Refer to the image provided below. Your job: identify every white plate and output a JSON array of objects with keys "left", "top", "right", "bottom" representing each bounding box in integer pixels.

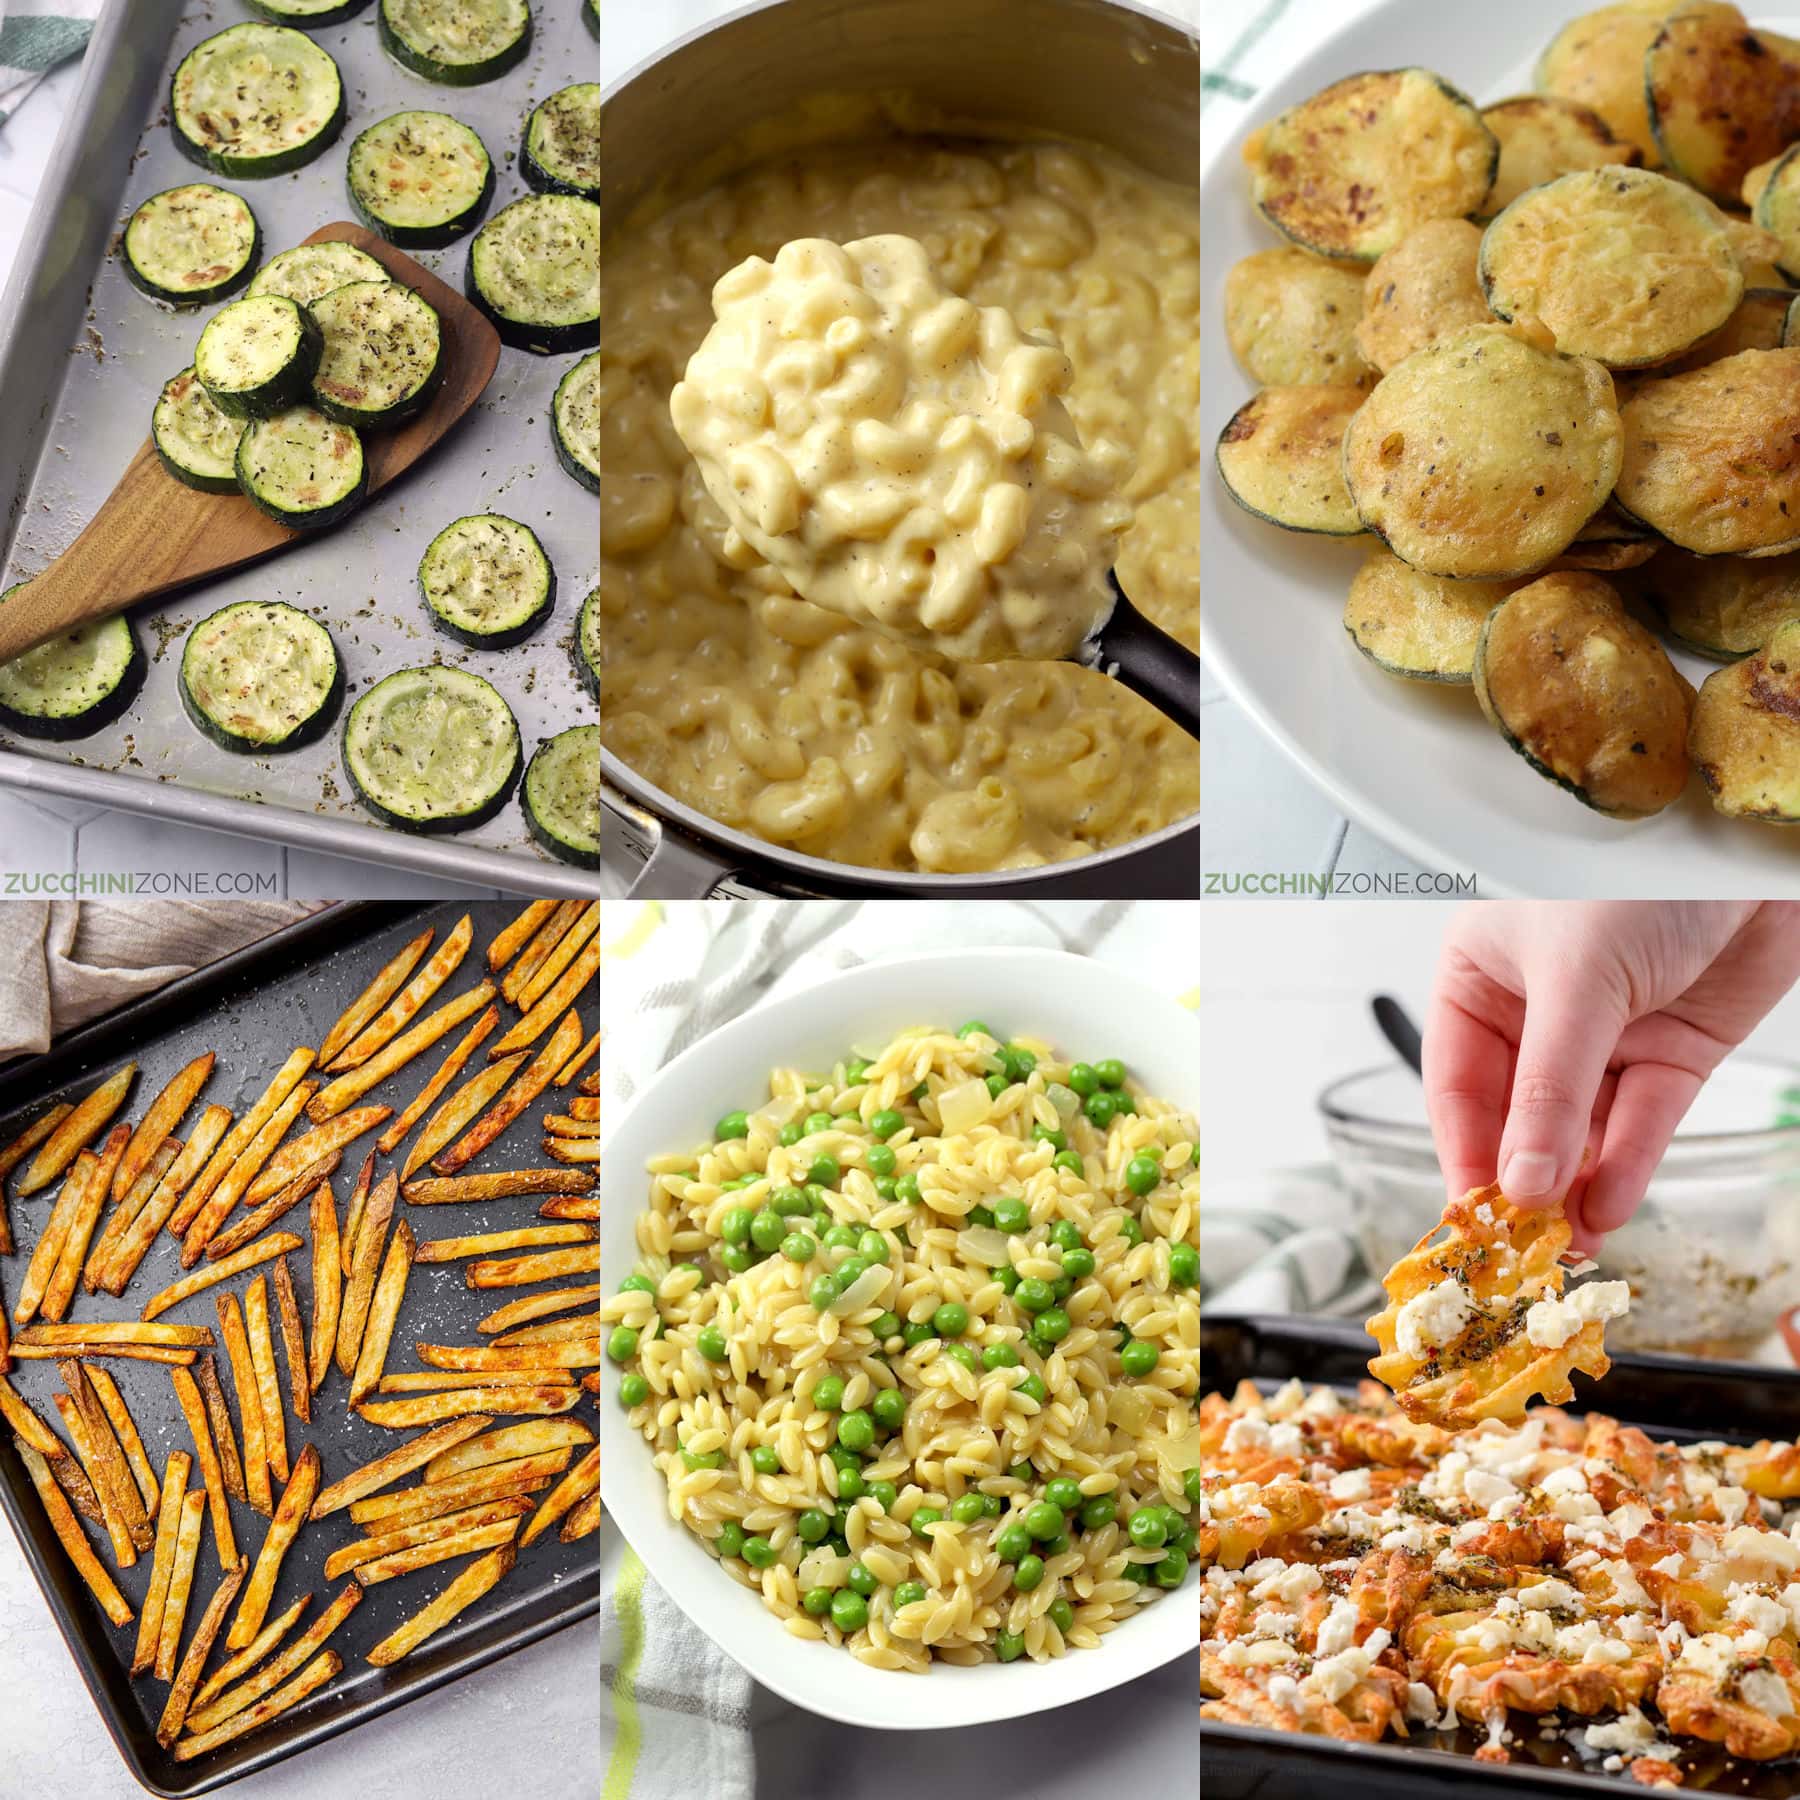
[
  {"left": 1201, "top": 0, "right": 1800, "bottom": 897},
  {"left": 599, "top": 947, "right": 1200, "bottom": 1730}
]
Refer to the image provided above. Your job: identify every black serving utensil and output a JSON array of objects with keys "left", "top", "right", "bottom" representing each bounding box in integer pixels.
[
  {"left": 1081, "top": 572, "right": 1200, "bottom": 737},
  {"left": 1371, "top": 993, "right": 1424, "bottom": 1077}
]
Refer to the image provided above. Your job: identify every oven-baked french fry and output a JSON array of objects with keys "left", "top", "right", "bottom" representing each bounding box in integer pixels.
[
  {"left": 501, "top": 901, "right": 582, "bottom": 1006},
  {"left": 270, "top": 1253, "right": 308, "bottom": 1428},
  {"left": 170, "top": 1365, "right": 237, "bottom": 1564},
  {"left": 495, "top": 1316, "right": 601, "bottom": 1346},
  {"left": 187, "top": 1582, "right": 358, "bottom": 1732},
  {"left": 43, "top": 1128, "right": 127, "bottom": 1321},
  {"left": 566, "top": 1095, "right": 598, "bottom": 1122},
  {"left": 169, "top": 1049, "right": 313, "bottom": 1239},
  {"left": 181, "top": 1080, "right": 318, "bottom": 1265},
  {"left": 85, "top": 1136, "right": 181, "bottom": 1292},
  {"left": 132, "top": 1450, "right": 191, "bottom": 1675},
  {"left": 55, "top": 1390, "right": 135, "bottom": 1567},
  {"left": 15, "top": 1152, "right": 94, "bottom": 1326},
  {"left": 403, "top": 1055, "right": 524, "bottom": 1181},
  {"left": 61, "top": 1358, "right": 153, "bottom": 1553},
  {"left": 376, "top": 1004, "right": 499, "bottom": 1159},
  {"left": 516, "top": 903, "right": 598, "bottom": 1014},
  {"left": 340, "top": 1151, "right": 373, "bottom": 1281},
  {"left": 367, "top": 1545, "right": 513, "bottom": 1666},
  {"left": 326, "top": 914, "right": 472, "bottom": 1072},
  {"left": 191, "top": 1592, "right": 312, "bottom": 1713},
  {"left": 156, "top": 1559, "right": 247, "bottom": 1747},
  {"left": 541, "top": 1115, "right": 600, "bottom": 1139},
  {"left": 349, "top": 1220, "right": 414, "bottom": 1407},
  {"left": 0, "top": 1373, "right": 59, "bottom": 1455},
  {"left": 422, "top": 1419, "right": 592, "bottom": 1483},
  {"left": 244, "top": 1275, "right": 287, "bottom": 1486},
  {"left": 356, "top": 1386, "right": 578, "bottom": 1427},
  {"left": 555, "top": 1032, "right": 599, "bottom": 1089},
  {"left": 87, "top": 1365, "right": 159, "bottom": 1514},
  {"left": 402, "top": 1166, "right": 594, "bottom": 1206},
  {"left": 0, "top": 1288, "right": 12, "bottom": 1373},
  {"left": 561, "top": 1491, "right": 599, "bottom": 1542},
  {"left": 308, "top": 1416, "right": 492, "bottom": 1518},
  {"left": 16, "top": 1066, "right": 136, "bottom": 1197},
  {"left": 9, "top": 1342, "right": 196, "bottom": 1365},
  {"left": 325, "top": 1496, "right": 533, "bottom": 1580},
  {"left": 191, "top": 1353, "right": 244, "bottom": 1512},
  {"left": 229, "top": 1442, "right": 319, "bottom": 1649},
  {"left": 580, "top": 1071, "right": 597, "bottom": 1097},
  {"left": 15, "top": 1437, "right": 132, "bottom": 1626},
  {"left": 173, "top": 1649, "right": 340, "bottom": 1761},
  {"left": 544, "top": 1138, "right": 599, "bottom": 1166},
  {"left": 244, "top": 1108, "right": 387, "bottom": 1206},
  {"left": 477, "top": 1287, "right": 599, "bottom": 1335},
  {"left": 318, "top": 925, "right": 436, "bottom": 1066},
  {"left": 489, "top": 944, "right": 596, "bottom": 1063},
  {"left": 521, "top": 1444, "right": 599, "bottom": 1548},
  {"left": 0, "top": 1105, "right": 74, "bottom": 1255},
  {"left": 143, "top": 1232, "right": 303, "bottom": 1323},
  {"left": 466, "top": 1246, "right": 600, "bottom": 1289},
  {"left": 487, "top": 900, "right": 556, "bottom": 974},
  {"left": 580, "top": 1372, "right": 599, "bottom": 1395},
  {"left": 308, "top": 1181, "right": 340, "bottom": 1395},
  {"left": 17, "top": 1323, "right": 213, "bottom": 1347},
  {"left": 437, "top": 1012, "right": 583, "bottom": 1177},
  {"left": 114, "top": 1053, "right": 214, "bottom": 1204},
  {"left": 216, "top": 1291, "right": 269, "bottom": 1514},
  {"left": 335, "top": 1171, "right": 397, "bottom": 1377},
  {"left": 102, "top": 1106, "right": 231, "bottom": 1296},
  {"left": 377, "top": 1369, "right": 560, "bottom": 1392},
  {"left": 308, "top": 982, "right": 496, "bottom": 1124},
  {"left": 414, "top": 1339, "right": 599, "bottom": 1372},
  {"left": 350, "top": 1453, "right": 566, "bottom": 1528},
  {"left": 155, "top": 1487, "right": 207, "bottom": 1681},
  {"left": 206, "top": 1152, "right": 339, "bottom": 1262},
  {"left": 352, "top": 1515, "right": 520, "bottom": 1585},
  {"left": 415, "top": 1224, "right": 596, "bottom": 1263},
  {"left": 537, "top": 1191, "right": 598, "bottom": 1219}
]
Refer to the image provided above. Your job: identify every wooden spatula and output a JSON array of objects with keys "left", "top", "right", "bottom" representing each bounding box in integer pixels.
[{"left": 0, "top": 222, "right": 501, "bottom": 665}]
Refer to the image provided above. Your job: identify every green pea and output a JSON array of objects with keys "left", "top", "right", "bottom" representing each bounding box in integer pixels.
[
  {"left": 1049, "top": 1597, "right": 1075, "bottom": 1633},
  {"left": 1044, "top": 1477, "right": 1083, "bottom": 1512},
  {"left": 967, "top": 1204, "right": 995, "bottom": 1229},
  {"left": 804, "top": 1111, "right": 833, "bottom": 1136},
  {"left": 865, "top": 1143, "right": 897, "bottom": 1177},
  {"left": 991, "top": 1196, "right": 1030, "bottom": 1234},
  {"left": 617, "top": 1273, "right": 656, "bottom": 1295},
  {"left": 1120, "top": 1340, "right": 1160, "bottom": 1377},
  {"left": 721, "top": 1244, "right": 753, "bottom": 1274},
  {"left": 1024, "top": 1500, "right": 1063, "bottom": 1540},
  {"left": 1118, "top": 1216, "right": 1144, "bottom": 1247},
  {"left": 1121, "top": 1559, "right": 1152, "bottom": 1586},
  {"left": 618, "top": 1373, "right": 648, "bottom": 1407},
  {"left": 822, "top": 1588, "right": 863, "bottom": 1631},
  {"left": 1153, "top": 1552, "right": 1188, "bottom": 1589},
  {"left": 750, "top": 1445, "right": 779, "bottom": 1475},
  {"left": 943, "top": 1342, "right": 977, "bottom": 1370},
  {"left": 1052, "top": 1150, "right": 1084, "bottom": 1178},
  {"left": 836, "top": 1466, "right": 865, "bottom": 1502},
  {"left": 809, "top": 1153, "right": 840, "bottom": 1188},
  {"left": 1001, "top": 1046, "right": 1037, "bottom": 1082},
  {"left": 749, "top": 1211, "right": 784, "bottom": 1253},
  {"left": 1169, "top": 1242, "right": 1199, "bottom": 1286},
  {"left": 771, "top": 1186, "right": 810, "bottom": 1217},
  {"left": 1079, "top": 1494, "right": 1117, "bottom": 1530},
  {"left": 872, "top": 1311, "right": 903, "bottom": 1343},
  {"left": 995, "top": 1628, "right": 1026, "bottom": 1662},
  {"left": 1066, "top": 1062, "right": 1099, "bottom": 1097},
  {"left": 809, "top": 1275, "right": 838, "bottom": 1311},
  {"left": 1048, "top": 1220, "right": 1083, "bottom": 1254},
  {"left": 606, "top": 1327, "right": 639, "bottom": 1363},
  {"left": 1125, "top": 1152, "right": 1162, "bottom": 1196},
  {"left": 911, "top": 1084, "right": 928, "bottom": 1102},
  {"left": 985, "top": 1073, "right": 1010, "bottom": 1100},
  {"left": 1014, "top": 1277, "right": 1053, "bottom": 1314},
  {"left": 804, "top": 1183, "right": 831, "bottom": 1209},
  {"left": 1060, "top": 1248, "right": 1095, "bottom": 1281},
  {"left": 778, "top": 1121, "right": 803, "bottom": 1147},
  {"left": 1128, "top": 1509, "right": 1168, "bottom": 1550},
  {"left": 867, "top": 1480, "right": 898, "bottom": 1513},
  {"left": 895, "top": 1173, "right": 921, "bottom": 1204},
  {"left": 902, "top": 1320, "right": 935, "bottom": 1349},
  {"left": 873, "top": 1175, "right": 899, "bottom": 1203},
  {"left": 819, "top": 1224, "right": 855, "bottom": 1253},
  {"left": 869, "top": 1108, "right": 905, "bottom": 1141},
  {"left": 697, "top": 1325, "right": 728, "bottom": 1361},
  {"left": 717, "top": 1522, "right": 746, "bottom": 1559},
  {"left": 911, "top": 1506, "right": 943, "bottom": 1540},
  {"left": 741, "top": 1535, "right": 777, "bottom": 1569},
  {"left": 871, "top": 1387, "right": 906, "bottom": 1429},
  {"left": 1032, "top": 1308, "right": 1070, "bottom": 1346},
  {"left": 993, "top": 1264, "right": 1020, "bottom": 1295},
  {"left": 982, "top": 1493, "right": 1003, "bottom": 1518},
  {"left": 1031, "top": 1125, "right": 1067, "bottom": 1152},
  {"left": 894, "top": 1580, "right": 927, "bottom": 1609},
  {"left": 856, "top": 1230, "right": 889, "bottom": 1264},
  {"left": 931, "top": 1301, "right": 969, "bottom": 1338},
  {"left": 1168, "top": 1525, "right": 1196, "bottom": 1557},
  {"left": 812, "top": 1375, "right": 845, "bottom": 1412},
  {"left": 716, "top": 1110, "right": 750, "bottom": 1140},
  {"left": 951, "top": 1493, "right": 986, "bottom": 1525},
  {"left": 1184, "top": 1469, "right": 1202, "bottom": 1506},
  {"left": 846, "top": 1561, "right": 878, "bottom": 1597},
  {"left": 957, "top": 1020, "right": 993, "bottom": 1040},
  {"left": 1051, "top": 1277, "right": 1073, "bottom": 1305},
  {"left": 844, "top": 1059, "right": 872, "bottom": 1085},
  {"left": 718, "top": 1173, "right": 756, "bottom": 1191},
  {"left": 1013, "top": 1554, "right": 1045, "bottom": 1592},
  {"left": 780, "top": 1232, "right": 816, "bottom": 1264},
  {"left": 802, "top": 1586, "right": 833, "bottom": 1616},
  {"left": 981, "top": 1342, "right": 1020, "bottom": 1371},
  {"left": 796, "top": 1508, "right": 831, "bottom": 1543},
  {"left": 1094, "top": 1059, "right": 1126, "bottom": 1089},
  {"left": 995, "top": 1522, "right": 1032, "bottom": 1563},
  {"left": 1083, "top": 1091, "right": 1118, "bottom": 1129},
  {"left": 837, "top": 1410, "right": 875, "bottom": 1453},
  {"left": 681, "top": 1448, "right": 723, "bottom": 1471},
  {"left": 1115, "top": 1093, "right": 1137, "bottom": 1116},
  {"left": 1017, "top": 1373, "right": 1048, "bottom": 1404}
]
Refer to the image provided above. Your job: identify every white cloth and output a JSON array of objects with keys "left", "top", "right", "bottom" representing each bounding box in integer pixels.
[
  {"left": 1202, "top": 1164, "right": 1382, "bottom": 1320},
  {"left": 0, "top": 0, "right": 97, "bottom": 124}
]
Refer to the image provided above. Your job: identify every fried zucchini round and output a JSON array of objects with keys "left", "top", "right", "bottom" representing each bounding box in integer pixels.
[
  {"left": 1634, "top": 547, "right": 1800, "bottom": 659},
  {"left": 1242, "top": 68, "right": 1497, "bottom": 263},
  {"left": 1479, "top": 95, "right": 1640, "bottom": 215},
  {"left": 1645, "top": 4, "right": 1800, "bottom": 204},
  {"left": 1615, "top": 349, "right": 1800, "bottom": 556},
  {"left": 1473, "top": 571, "right": 1693, "bottom": 817},
  {"left": 1744, "top": 156, "right": 1780, "bottom": 212},
  {"left": 1753, "top": 145, "right": 1800, "bottom": 283},
  {"left": 1216, "top": 386, "right": 1365, "bottom": 536},
  {"left": 1689, "top": 619, "right": 1800, "bottom": 820},
  {"left": 1344, "top": 548, "right": 1519, "bottom": 682},
  {"left": 1785, "top": 295, "right": 1800, "bottom": 348},
  {"left": 1549, "top": 538, "right": 1658, "bottom": 572},
  {"left": 1342, "top": 322, "right": 1622, "bottom": 579},
  {"left": 1479, "top": 168, "right": 1741, "bottom": 368},
  {"left": 1223, "top": 248, "right": 1375, "bottom": 388},
  {"left": 1355, "top": 219, "right": 1491, "bottom": 374},
  {"left": 1534, "top": 3, "right": 1677, "bottom": 167},
  {"left": 1664, "top": 282, "right": 1791, "bottom": 374}
]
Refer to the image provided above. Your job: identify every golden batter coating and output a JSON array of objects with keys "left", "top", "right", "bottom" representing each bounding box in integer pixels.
[
  {"left": 1224, "top": 247, "right": 1376, "bottom": 388},
  {"left": 1355, "top": 219, "right": 1491, "bottom": 374}
]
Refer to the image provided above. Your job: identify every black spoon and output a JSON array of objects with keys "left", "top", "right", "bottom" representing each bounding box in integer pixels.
[
  {"left": 1371, "top": 993, "right": 1424, "bottom": 1077},
  {"left": 1081, "top": 572, "right": 1201, "bottom": 738}
]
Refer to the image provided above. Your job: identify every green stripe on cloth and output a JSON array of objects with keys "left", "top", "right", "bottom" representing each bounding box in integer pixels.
[
  {"left": 602, "top": 1546, "right": 649, "bottom": 1800},
  {"left": 0, "top": 15, "right": 91, "bottom": 75},
  {"left": 1202, "top": 0, "right": 1289, "bottom": 110},
  {"left": 1202, "top": 73, "right": 1255, "bottom": 99}
]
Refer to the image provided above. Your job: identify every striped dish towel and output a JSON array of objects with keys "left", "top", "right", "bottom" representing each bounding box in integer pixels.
[
  {"left": 1202, "top": 0, "right": 1384, "bottom": 148},
  {"left": 1201, "top": 1165, "right": 1381, "bottom": 1320},
  {"left": 599, "top": 897, "right": 1195, "bottom": 1800},
  {"left": 0, "top": 0, "right": 95, "bottom": 126}
]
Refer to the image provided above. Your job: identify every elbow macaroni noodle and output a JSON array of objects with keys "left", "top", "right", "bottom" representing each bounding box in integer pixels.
[
  {"left": 670, "top": 234, "right": 1132, "bottom": 663},
  {"left": 601, "top": 130, "right": 1199, "bottom": 873}
]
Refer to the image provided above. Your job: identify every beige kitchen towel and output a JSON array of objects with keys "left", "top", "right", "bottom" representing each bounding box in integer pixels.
[{"left": 0, "top": 901, "right": 322, "bottom": 1059}]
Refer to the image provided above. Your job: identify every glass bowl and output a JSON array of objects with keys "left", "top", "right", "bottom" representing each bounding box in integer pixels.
[{"left": 1319, "top": 1056, "right": 1800, "bottom": 1360}]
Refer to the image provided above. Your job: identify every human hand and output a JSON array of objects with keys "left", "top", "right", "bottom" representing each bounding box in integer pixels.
[{"left": 1424, "top": 901, "right": 1800, "bottom": 1252}]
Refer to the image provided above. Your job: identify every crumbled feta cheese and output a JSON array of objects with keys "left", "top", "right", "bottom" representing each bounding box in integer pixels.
[
  {"left": 1380, "top": 1521, "right": 1428, "bottom": 1552},
  {"left": 1217, "top": 1636, "right": 1300, "bottom": 1667},
  {"left": 1463, "top": 1469, "right": 1516, "bottom": 1513},
  {"left": 1715, "top": 1486, "right": 1752, "bottom": 1528},
  {"left": 1222, "top": 1415, "right": 1270, "bottom": 1453},
  {"left": 1724, "top": 1525, "right": 1800, "bottom": 1575},
  {"left": 1584, "top": 1708, "right": 1659, "bottom": 1755},
  {"left": 1607, "top": 1502, "right": 1653, "bottom": 1541},
  {"left": 1267, "top": 1421, "right": 1303, "bottom": 1458},
  {"left": 1217, "top": 1482, "right": 1261, "bottom": 1515},
  {"left": 1266, "top": 1673, "right": 1302, "bottom": 1713},
  {"left": 1651, "top": 1553, "right": 1684, "bottom": 1577},
  {"left": 1541, "top": 1465, "right": 1589, "bottom": 1498},
  {"left": 1314, "top": 1598, "right": 1359, "bottom": 1659},
  {"left": 1525, "top": 1279, "right": 1630, "bottom": 1349},
  {"left": 1565, "top": 1549, "right": 1601, "bottom": 1572},
  {"left": 1206, "top": 1565, "right": 1246, "bottom": 1592},
  {"left": 1551, "top": 1489, "right": 1605, "bottom": 1523},
  {"left": 1251, "top": 1562, "right": 1323, "bottom": 1605},
  {"left": 1515, "top": 1577, "right": 1581, "bottom": 1613},
  {"left": 1266, "top": 1379, "right": 1306, "bottom": 1418},
  {"left": 1395, "top": 1277, "right": 1476, "bottom": 1361},
  {"left": 1298, "top": 1386, "right": 1341, "bottom": 1419},
  {"left": 1618, "top": 1613, "right": 1656, "bottom": 1644},
  {"left": 1302, "top": 1628, "right": 1391, "bottom": 1703},
  {"left": 1405, "top": 1681, "right": 1441, "bottom": 1727},
  {"left": 1728, "top": 1589, "right": 1790, "bottom": 1637},
  {"left": 1244, "top": 1557, "right": 1284, "bottom": 1581},
  {"left": 1328, "top": 1468, "right": 1371, "bottom": 1503},
  {"left": 1676, "top": 1632, "right": 1737, "bottom": 1685},
  {"left": 1599, "top": 1559, "right": 1651, "bottom": 1609},
  {"left": 1741, "top": 1668, "right": 1796, "bottom": 1719}
]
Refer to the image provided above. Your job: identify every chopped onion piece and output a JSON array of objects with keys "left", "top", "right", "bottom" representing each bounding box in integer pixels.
[
  {"left": 799, "top": 1547, "right": 849, "bottom": 1589},
  {"left": 937, "top": 1077, "right": 992, "bottom": 1135},
  {"left": 1047, "top": 1083, "right": 1078, "bottom": 1121},
  {"left": 751, "top": 1095, "right": 802, "bottom": 1131},
  {"left": 957, "top": 1227, "right": 1013, "bottom": 1268},
  {"left": 830, "top": 1265, "right": 890, "bottom": 1317}
]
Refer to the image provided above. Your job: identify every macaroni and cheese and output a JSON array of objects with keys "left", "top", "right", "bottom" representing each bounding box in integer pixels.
[
  {"left": 670, "top": 234, "right": 1132, "bottom": 664},
  {"left": 601, "top": 124, "right": 1199, "bottom": 874}
]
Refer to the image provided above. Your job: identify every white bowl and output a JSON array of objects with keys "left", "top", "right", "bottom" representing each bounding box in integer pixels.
[{"left": 599, "top": 947, "right": 1201, "bottom": 1729}]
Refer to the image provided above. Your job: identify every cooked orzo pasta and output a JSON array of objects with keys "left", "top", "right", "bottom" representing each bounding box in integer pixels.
[{"left": 603, "top": 1023, "right": 1201, "bottom": 1670}]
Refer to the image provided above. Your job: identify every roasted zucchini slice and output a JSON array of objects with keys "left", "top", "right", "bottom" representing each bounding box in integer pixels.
[
  {"left": 123, "top": 184, "right": 259, "bottom": 307},
  {"left": 153, "top": 368, "right": 246, "bottom": 494},
  {"left": 574, "top": 587, "right": 599, "bottom": 700},
  {"left": 1216, "top": 387, "right": 1364, "bottom": 537},
  {"left": 583, "top": 0, "right": 597, "bottom": 38},
  {"left": 1634, "top": 548, "right": 1800, "bottom": 659},
  {"left": 308, "top": 280, "right": 442, "bottom": 428},
  {"left": 553, "top": 351, "right": 600, "bottom": 493},
  {"left": 1344, "top": 549, "right": 1518, "bottom": 683},
  {"left": 244, "top": 0, "right": 374, "bottom": 21},
  {"left": 235, "top": 407, "right": 367, "bottom": 530},
  {"left": 1753, "top": 145, "right": 1800, "bottom": 284},
  {"left": 1354, "top": 219, "right": 1490, "bottom": 374},
  {"left": 522, "top": 83, "right": 600, "bottom": 202},
  {"left": 194, "top": 294, "right": 323, "bottom": 419},
  {"left": 179, "top": 601, "right": 343, "bottom": 753},
  {"left": 1480, "top": 168, "right": 1740, "bottom": 369},
  {"left": 1223, "top": 248, "right": 1374, "bottom": 388},
  {"left": 378, "top": 0, "right": 531, "bottom": 85},
  {"left": 170, "top": 23, "right": 345, "bottom": 178},
  {"left": 1646, "top": 4, "right": 1800, "bottom": 204},
  {"left": 1689, "top": 619, "right": 1800, "bottom": 819},
  {"left": 418, "top": 513, "right": 557, "bottom": 648},
  {"left": 0, "top": 589, "right": 145, "bottom": 742},
  {"left": 521, "top": 725, "right": 599, "bottom": 868},
  {"left": 466, "top": 193, "right": 599, "bottom": 353},
  {"left": 1342, "top": 322, "right": 1621, "bottom": 579},
  {"left": 1242, "top": 68, "right": 1497, "bottom": 263},
  {"left": 1478, "top": 95, "right": 1640, "bottom": 216},
  {"left": 249, "top": 240, "right": 387, "bottom": 306},
  {"left": 1473, "top": 572, "right": 1693, "bottom": 818},
  {"left": 1534, "top": 3, "right": 1674, "bottom": 167},
  {"left": 1615, "top": 349, "right": 1800, "bottom": 556},
  {"left": 346, "top": 111, "right": 494, "bottom": 248}
]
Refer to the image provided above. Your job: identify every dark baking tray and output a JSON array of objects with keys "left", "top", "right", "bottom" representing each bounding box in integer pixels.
[
  {"left": 1201, "top": 1314, "right": 1800, "bottom": 1800},
  {"left": 0, "top": 901, "right": 597, "bottom": 1797}
]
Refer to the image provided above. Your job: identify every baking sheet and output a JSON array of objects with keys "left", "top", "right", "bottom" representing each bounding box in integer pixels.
[
  {"left": 1201, "top": 1315, "right": 1800, "bottom": 1798},
  {"left": 0, "top": 900, "right": 598, "bottom": 1797},
  {"left": 0, "top": 2, "right": 598, "bottom": 894}
]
